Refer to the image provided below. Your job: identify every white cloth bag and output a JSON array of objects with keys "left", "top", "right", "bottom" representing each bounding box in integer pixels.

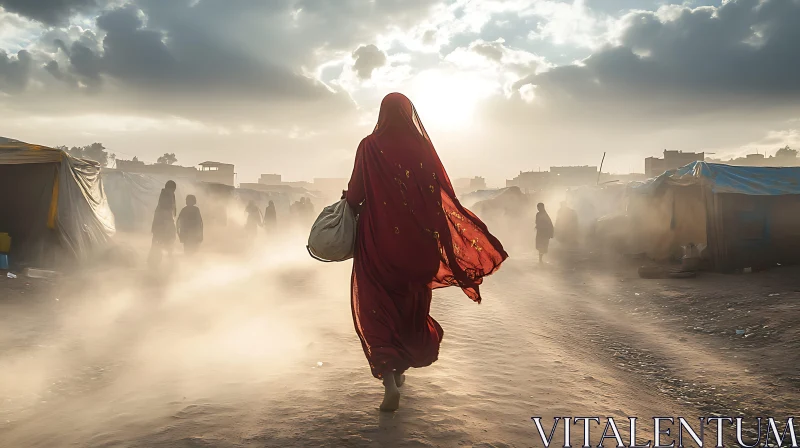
[{"left": 307, "top": 199, "right": 357, "bottom": 262}]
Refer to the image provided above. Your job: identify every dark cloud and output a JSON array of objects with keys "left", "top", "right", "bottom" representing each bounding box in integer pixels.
[
  {"left": 67, "top": 41, "right": 103, "bottom": 86},
  {"left": 0, "top": 0, "right": 97, "bottom": 26},
  {"left": 0, "top": 49, "right": 31, "bottom": 93},
  {"left": 515, "top": 0, "right": 800, "bottom": 114},
  {"left": 12, "top": 0, "right": 442, "bottom": 121},
  {"left": 352, "top": 44, "right": 386, "bottom": 79},
  {"left": 43, "top": 60, "right": 79, "bottom": 88},
  {"left": 42, "top": 4, "right": 332, "bottom": 102},
  {"left": 95, "top": 5, "right": 175, "bottom": 85},
  {"left": 134, "top": 0, "right": 438, "bottom": 68}
]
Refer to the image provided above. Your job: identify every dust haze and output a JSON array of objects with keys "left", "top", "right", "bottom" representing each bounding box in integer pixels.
[{"left": 0, "top": 218, "right": 358, "bottom": 446}]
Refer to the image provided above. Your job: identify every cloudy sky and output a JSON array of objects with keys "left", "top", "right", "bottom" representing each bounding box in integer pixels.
[{"left": 2, "top": 0, "right": 800, "bottom": 185}]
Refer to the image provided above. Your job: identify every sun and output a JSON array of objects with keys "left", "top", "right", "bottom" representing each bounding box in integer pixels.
[{"left": 409, "top": 70, "right": 494, "bottom": 130}]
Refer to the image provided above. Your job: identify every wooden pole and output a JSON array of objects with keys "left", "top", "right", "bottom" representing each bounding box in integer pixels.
[{"left": 597, "top": 152, "right": 606, "bottom": 185}]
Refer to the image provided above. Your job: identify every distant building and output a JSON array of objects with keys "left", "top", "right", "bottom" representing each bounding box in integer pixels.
[
  {"left": 507, "top": 171, "right": 551, "bottom": 192},
  {"left": 645, "top": 150, "right": 704, "bottom": 178},
  {"left": 115, "top": 159, "right": 236, "bottom": 186},
  {"left": 706, "top": 151, "right": 800, "bottom": 167},
  {"left": 469, "top": 176, "right": 487, "bottom": 191},
  {"left": 198, "top": 161, "right": 235, "bottom": 186},
  {"left": 115, "top": 159, "right": 198, "bottom": 179},
  {"left": 506, "top": 166, "right": 602, "bottom": 191},
  {"left": 550, "top": 166, "right": 598, "bottom": 187},
  {"left": 259, "top": 173, "right": 282, "bottom": 185}
]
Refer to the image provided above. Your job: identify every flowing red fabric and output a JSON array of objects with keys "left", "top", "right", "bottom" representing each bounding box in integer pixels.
[{"left": 346, "top": 92, "right": 508, "bottom": 378}]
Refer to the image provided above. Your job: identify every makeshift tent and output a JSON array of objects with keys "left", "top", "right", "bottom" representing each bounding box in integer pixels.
[
  {"left": 102, "top": 170, "right": 167, "bottom": 232},
  {"left": 630, "top": 162, "right": 800, "bottom": 271},
  {"left": 0, "top": 139, "right": 115, "bottom": 268}
]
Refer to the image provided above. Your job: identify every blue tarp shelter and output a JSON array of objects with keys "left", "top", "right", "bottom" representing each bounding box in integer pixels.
[
  {"left": 632, "top": 162, "right": 800, "bottom": 196},
  {"left": 630, "top": 162, "right": 800, "bottom": 271}
]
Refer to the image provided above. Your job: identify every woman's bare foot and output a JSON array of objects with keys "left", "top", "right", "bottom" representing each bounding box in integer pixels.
[
  {"left": 380, "top": 373, "right": 400, "bottom": 412},
  {"left": 394, "top": 372, "right": 406, "bottom": 388}
]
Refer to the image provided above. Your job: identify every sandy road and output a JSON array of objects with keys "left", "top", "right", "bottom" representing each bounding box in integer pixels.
[{"left": 0, "top": 244, "right": 795, "bottom": 447}]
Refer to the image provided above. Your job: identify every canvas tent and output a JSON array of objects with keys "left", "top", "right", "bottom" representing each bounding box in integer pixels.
[
  {"left": 0, "top": 138, "right": 115, "bottom": 268},
  {"left": 630, "top": 162, "right": 800, "bottom": 271}
]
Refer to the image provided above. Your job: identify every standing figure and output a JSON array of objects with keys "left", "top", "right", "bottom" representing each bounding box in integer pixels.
[
  {"left": 263, "top": 200, "right": 277, "bottom": 232},
  {"left": 535, "top": 202, "right": 554, "bottom": 263},
  {"left": 177, "top": 195, "right": 204, "bottom": 254},
  {"left": 148, "top": 180, "right": 177, "bottom": 266},
  {"left": 344, "top": 92, "right": 508, "bottom": 412},
  {"left": 245, "top": 200, "right": 262, "bottom": 237}
]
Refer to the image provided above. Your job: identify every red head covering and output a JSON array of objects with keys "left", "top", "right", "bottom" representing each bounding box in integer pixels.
[{"left": 347, "top": 92, "right": 507, "bottom": 302}]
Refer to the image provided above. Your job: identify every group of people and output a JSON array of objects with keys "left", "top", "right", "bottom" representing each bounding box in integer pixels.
[
  {"left": 149, "top": 180, "right": 204, "bottom": 265},
  {"left": 149, "top": 180, "right": 321, "bottom": 262},
  {"left": 244, "top": 200, "right": 278, "bottom": 237},
  {"left": 290, "top": 197, "right": 315, "bottom": 223}
]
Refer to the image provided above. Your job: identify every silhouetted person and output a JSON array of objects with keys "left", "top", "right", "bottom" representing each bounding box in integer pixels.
[
  {"left": 177, "top": 195, "right": 203, "bottom": 254},
  {"left": 245, "top": 200, "right": 262, "bottom": 237},
  {"left": 264, "top": 200, "right": 277, "bottom": 231},
  {"left": 149, "top": 180, "right": 177, "bottom": 266},
  {"left": 344, "top": 93, "right": 508, "bottom": 412},
  {"left": 535, "top": 202, "right": 554, "bottom": 263}
]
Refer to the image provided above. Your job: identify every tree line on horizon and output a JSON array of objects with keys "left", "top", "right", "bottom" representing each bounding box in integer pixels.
[
  {"left": 706, "top": 145, "right": 798, "bottom": 166},
  {"left": 55, "top": 143, "right": 178, "bottom": 167}
]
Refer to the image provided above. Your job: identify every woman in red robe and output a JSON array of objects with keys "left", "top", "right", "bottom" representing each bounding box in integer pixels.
[{"left": 345, "top": 93, "right": 508, "bottom": 411}]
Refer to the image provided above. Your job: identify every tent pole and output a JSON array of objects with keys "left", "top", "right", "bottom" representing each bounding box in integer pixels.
[{"left": 597, "top": 152, "right": 606, "bottom": 186}]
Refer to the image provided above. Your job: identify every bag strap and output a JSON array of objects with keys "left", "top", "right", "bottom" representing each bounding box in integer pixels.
[{"left": 306, "top": 245, "right": 340, "bottom": 263}]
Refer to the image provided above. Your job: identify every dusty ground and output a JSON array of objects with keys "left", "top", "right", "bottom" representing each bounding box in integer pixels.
[{"left": 0, "top": 235, "right": 798, "bottom": 447}]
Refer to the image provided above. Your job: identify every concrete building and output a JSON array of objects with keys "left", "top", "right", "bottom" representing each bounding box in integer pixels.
[
  {"left": 645, "top": 150, "right": 704, "bottom": 178},
  {"left": 550, "top": 166, "right": 598, "bottom": 187},
  {"left": 706, "top": 151, "right": 800, "bottom": 167},
  {"left": 116, "top": 159, "right": 236, "bottom": 186},
  {"left": 259, "top": 173, "right": 282, "bottom": 185},
  {"left": 506, "top": 171, "right": 551, "bottom": 192},
  {"left": 506, "top": 166, "right": 603, "bottom": 191},
  {"left": 469, "top": 176, "right": 487, "bottom": 191},
  {"left": 115, "top": 159, "right": 198, "bottom": 179},
  {"left": 198, "top": 161, "right": 235, "bottom": 186}
]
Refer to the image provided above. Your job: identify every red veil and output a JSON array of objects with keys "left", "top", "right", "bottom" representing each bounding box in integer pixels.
[
  {"left": 347, "top": 93, "right": 508, "bottom": 302},
  {"left": 346, "top": 93, "right": 507, "bottom": 377}
]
